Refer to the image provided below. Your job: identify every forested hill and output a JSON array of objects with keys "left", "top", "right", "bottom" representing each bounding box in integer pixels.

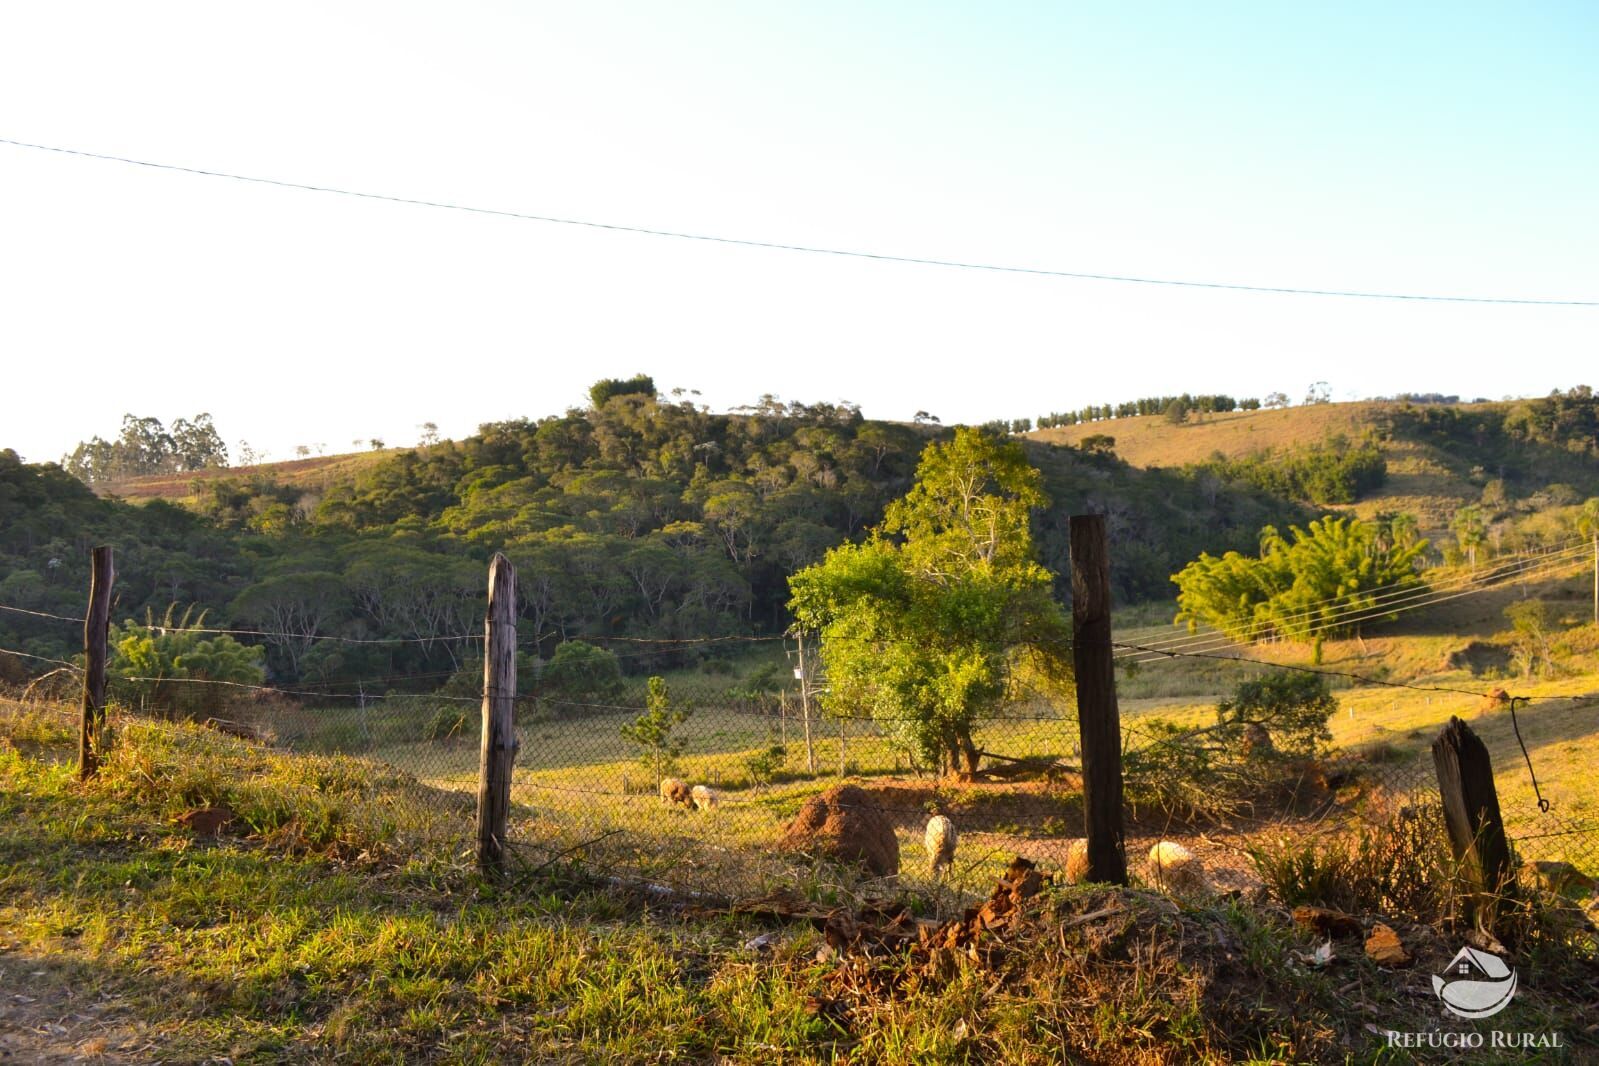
[
  {"left": 2, "top": 385, "right": 1303, "bottom": 685},
  {"left": 1032, "top": 387, "right": 1599, "bottom": 535}
]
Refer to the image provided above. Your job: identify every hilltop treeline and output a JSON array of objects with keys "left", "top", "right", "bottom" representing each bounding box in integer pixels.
[
  {"left": 63, "top": 414, "right": 230, "bottom": 484},
  {"left": 2, "top": 384, "right": 1310, "bottom": 687},
  {"left": 1036, "top": 393, "right": 1259, "bottom": 429}
]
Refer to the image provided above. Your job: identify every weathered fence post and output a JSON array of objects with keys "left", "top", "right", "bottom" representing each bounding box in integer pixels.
[
  {"left": 1432, "top": 716, "right": 1515, "bottom": 934},
  {"left": 477, "top": 552, "right": 518, "bottom": 875},
  {"left": 797, "top": 632, "right": 817, "bottom": 774},
  {"left": 77, "top": 545, "right": 114, "bottom": 780},
  {"left": 1069, "top": 514, "right": 1128, "bottom": 885}
]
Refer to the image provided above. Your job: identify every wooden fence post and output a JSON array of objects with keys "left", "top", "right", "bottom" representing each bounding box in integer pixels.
[
  {"left": 477, "top": 552, "right": 518, "bottom": 874},
  {"left": 1432, "top": 716, "right": 1515, "bottom": 934},
  {"left": 1069, "top": 514, "right": 1128, "bottom": 885},
  {"left": 77, "top": 545, "right": 114, "bottom": 780}
]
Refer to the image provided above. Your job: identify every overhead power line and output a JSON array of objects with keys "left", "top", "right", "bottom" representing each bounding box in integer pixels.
[{"left": 4, "top": 136, "right": 1596, "bottom": 307}]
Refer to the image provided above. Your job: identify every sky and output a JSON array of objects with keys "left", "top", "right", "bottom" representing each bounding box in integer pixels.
[{"left": 1, "top": 2, "right": 1596, "bottom": 464}]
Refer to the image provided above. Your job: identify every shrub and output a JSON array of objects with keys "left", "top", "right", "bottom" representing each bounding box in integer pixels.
[
  {"left": 540, "top": 641, "right": 623, "bottom": 698},
  {"left": 423, "top": 705, "right": 469, "bottom": 742},
  {"left": 110, "top": 605, "right": 266, "bottom": 719},
  {"left": 1249, "top": 804, "right": 1450, "bottom": 920},
  {"left": 744, "top": 744, "right": 787, "bottom": 785}
]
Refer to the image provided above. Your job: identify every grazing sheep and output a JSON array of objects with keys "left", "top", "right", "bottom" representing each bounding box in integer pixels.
[
  {"left": 1147, "top": 840, "right": 1210, "bottom": 895},
  {"left": 691, "top": 784, "right": 719, "bottom": 811},
  {"left": 924, "top": 814, "right": 958, "bottom": 876},
  {"left": 1063, "top": 838, "right": 1091, "bottom": 884},
  {"left": 659, "top": 777, "right": 693, "bottom": 808}
]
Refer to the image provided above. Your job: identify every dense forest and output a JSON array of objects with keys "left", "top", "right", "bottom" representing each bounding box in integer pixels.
[{"left": 9, "top": 382, "right": 1599, "bottom": 692}]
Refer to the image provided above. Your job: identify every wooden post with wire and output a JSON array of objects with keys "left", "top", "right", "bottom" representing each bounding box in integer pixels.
[
  {"left": 77, "top": 545, "right": 115, "bottom": 780},
  {"left": 476, "top": 552, "right": 518, "bottom": 875},
  {"left": 1069, "top": 514, "right": 1128, "bottom": 885},
  {"left": 796, "top": 632, "right": 817, "bottom": 774},
  {"left": 1432, "top": 716, "right": 1515, "bottom": 935}
]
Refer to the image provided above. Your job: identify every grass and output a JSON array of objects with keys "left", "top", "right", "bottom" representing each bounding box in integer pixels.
[{"left": 8, "top": 699, "right": 1594, "bottom": 1063}]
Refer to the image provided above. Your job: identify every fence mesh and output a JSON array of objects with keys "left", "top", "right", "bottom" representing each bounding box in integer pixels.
[{"left": 4, "top": 609, "right": 1597, "bottom": 914}]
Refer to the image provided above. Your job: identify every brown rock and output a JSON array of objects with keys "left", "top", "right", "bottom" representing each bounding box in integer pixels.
[
  {"left": 1292, "top": 905, "right": 1362, "bottom": 939},
  {"left": 176, "top": 806, "right": 235, "bottom": 836},
  {"left": 778, "top": 785, "right": 900, "bottom": 876},
  {"left": 1364, "top": 923, "right": 1411, "bottom": 967}
]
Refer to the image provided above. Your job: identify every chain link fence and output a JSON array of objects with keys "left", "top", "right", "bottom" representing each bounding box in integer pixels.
[{"left": 4, "top": 614, "right": 1596, "bottom": 913}]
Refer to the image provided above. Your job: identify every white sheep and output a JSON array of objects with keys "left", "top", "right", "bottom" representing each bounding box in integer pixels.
[
  {"left": 691, "top": 784, "right": 719, "bottom": 811},
  {"left": 1147, "top": 840, "right": 1210, "bottom": 895},
  {"left": 924, "top": 814, "right": 958, "bottom": 876}
]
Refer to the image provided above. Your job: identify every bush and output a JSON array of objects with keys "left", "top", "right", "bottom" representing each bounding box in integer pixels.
[
  {"left": 423, "top": 705, "right": 469, "bottom": 742},
  {"left": 110, "top": 605, "right": 266, "bottom": 719},
  {"left": 1249, "top": 804, "right": 1449, "bottom": 920},
  {"left": 1124, "top": 674, "right": 1338, "bottom": 819},
  {"left": 540, "top": 641, "right": 623, "bottom": 698},
  {"left": 744, "top": 744, "right": 787, "bottom": 785}
]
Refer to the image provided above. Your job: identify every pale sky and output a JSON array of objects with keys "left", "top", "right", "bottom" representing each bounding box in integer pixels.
[{"left": 2, "top": 2, "right": 1596, "bottom": 464}]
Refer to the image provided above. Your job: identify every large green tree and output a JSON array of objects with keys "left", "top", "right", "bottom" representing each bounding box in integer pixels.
[
  {"left": 1173, "top": 515, "right": 1428, "bottom": 656},
  {"left": 787, "top": 428, "right": 1071, "bottom": 777}
]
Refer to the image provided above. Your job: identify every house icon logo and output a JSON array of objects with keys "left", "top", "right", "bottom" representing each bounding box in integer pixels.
[{"left": 1432, "top": 946, "right": 1517, "bottom": 1019}]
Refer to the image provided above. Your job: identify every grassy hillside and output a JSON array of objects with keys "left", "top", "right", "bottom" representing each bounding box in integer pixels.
[
  {"left": 104, "top": 448, "right": 397, "bottom": 501},
  {"left": 1033, "top": 401, "right": 1473, "bottom": 529}
]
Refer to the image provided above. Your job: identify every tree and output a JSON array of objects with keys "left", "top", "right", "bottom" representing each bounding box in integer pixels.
[
  {"left": 1451, "top": 505, "right": 1488, "bottom": 569},
  {"left": 1264, "top": 392, "right": 1290, "bottom": 410},
  {"left": 619, "top": 676, "right": 691, "bottom": 786},
  {"left": 418, "top": 422, "right": 440, "bottom": 447},
  {"left": 1504, "top": 600, "right": 1555, "bottom": 679},
  {"left": 589, "top": 374, "right": 657, "bottom": 409},
  {"left": 1163, "top": 398, "right": 1189, "bottom": 425},
  {"left": 1173, "top": 515, "right": 1428, "bottom": 654},
  {"left": 788, "top": 427, "right": 1071, "bottom": 777}
]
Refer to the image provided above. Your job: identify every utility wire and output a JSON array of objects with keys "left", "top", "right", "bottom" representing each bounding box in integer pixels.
[{"left": 4, "top": 136, "right": 1596, "bottom": 307}]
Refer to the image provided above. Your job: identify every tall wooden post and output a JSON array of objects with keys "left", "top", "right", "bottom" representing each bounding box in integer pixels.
[
  {"left": 477, "top": 553, "right": 518, "bottom": 874},
  {"left": 1432, "top": 717, "right": 1515, "bottom": 935},
  {"left": 797, "top": 633, "right": 817, "bottom": 774},
  {"left": 77, "top": 546, "right": 114, "bottom": 780},
  {"left": 1069, "top": 515, "right": 1128, "bottom": 885}
]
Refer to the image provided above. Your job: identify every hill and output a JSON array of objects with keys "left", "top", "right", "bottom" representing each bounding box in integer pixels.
[
  {"left": 1033, "top": 392, "right": 1599, "bottom": 536},
  {"left": 103, "top": 448, "right": 395, "bottom": 501}
]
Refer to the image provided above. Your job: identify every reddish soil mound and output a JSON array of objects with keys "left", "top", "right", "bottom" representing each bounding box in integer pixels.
[{"left": 779, "top": 785, "right": 900, "bottom": 876}]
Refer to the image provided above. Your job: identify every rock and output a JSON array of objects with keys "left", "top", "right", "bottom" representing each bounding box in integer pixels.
[
  {"left": 778, "top": 785, "right": 900, "bottom": 877},
  {"left": 176, "top": 806, "right": 235, "bottom": 836},
  {"left": 1292, "top": 905, "right": 1362, "bottom": 939},
  {"left": 1062, "top": 838, "right": 1090, "bottom": 884},
  {"left": 1364, "top": 923, "right": 1411, "bottom": 967}
]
